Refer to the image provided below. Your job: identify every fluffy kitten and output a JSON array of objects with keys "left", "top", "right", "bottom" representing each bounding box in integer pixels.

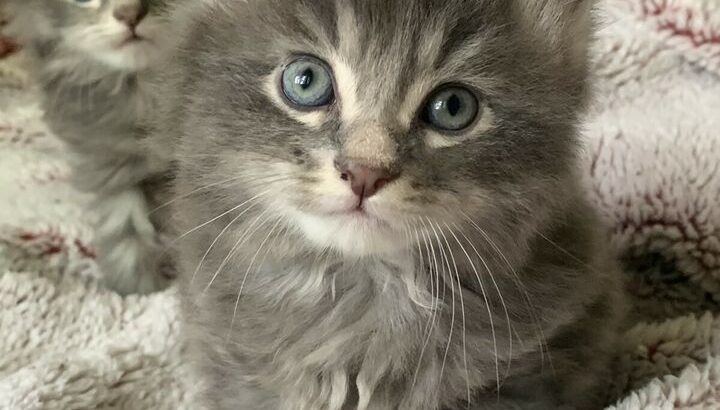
[
  {"left": 158, "top": 0, "right": 626, "bottom": 408},
  {"left": 4, "top": 0, "right": 173, "bottom": 294}
]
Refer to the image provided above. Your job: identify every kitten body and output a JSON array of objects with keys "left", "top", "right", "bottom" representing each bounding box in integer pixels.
[
  {"left": 157, "top": 0, "right": 626, "bottom": 408},
  {"left": 4, "top": 0, "right": 174, "bottom": 294}
]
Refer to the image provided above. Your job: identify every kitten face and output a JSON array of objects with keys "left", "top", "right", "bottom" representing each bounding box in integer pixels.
[
  {"left": 174, "top": 0, "right": 592, "bottom": 258},
  {"left": 5, "top": 0, "right": 169, "bottom": 71}
]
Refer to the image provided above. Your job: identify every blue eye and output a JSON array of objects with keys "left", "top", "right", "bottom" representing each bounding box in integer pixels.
[
  {"left": 423, "top": 86, "right": 479, "bottom": 132},
  {"left": 281, "top": 56, "right": 334, "bottom": 108}
]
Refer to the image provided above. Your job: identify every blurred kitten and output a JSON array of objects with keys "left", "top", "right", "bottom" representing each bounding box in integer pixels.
[
  {"left": 157, "top": 0, "right": 626, "bottom": 409},
  {"left": 4, "top": 0, "right": 174, "bottom": 294}
]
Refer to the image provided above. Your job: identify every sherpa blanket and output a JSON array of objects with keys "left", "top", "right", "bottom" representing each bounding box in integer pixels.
[{"left": 1, "top": 0, "right": 720, "bottom": 408}]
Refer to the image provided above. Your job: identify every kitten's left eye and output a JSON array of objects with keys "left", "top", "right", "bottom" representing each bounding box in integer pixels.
[
  {"left": 281, "top": 56, "right": 335, "bottom": 108},
  {"left": 422, "top": 86, "right": 479, "bottom": 132}
]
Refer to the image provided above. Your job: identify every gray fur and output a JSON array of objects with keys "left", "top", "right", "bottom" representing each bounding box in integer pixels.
[
  {"left": 4, "top": 0, "right": 174, "bottom": 294},
  {"left": 155, "top": 0, "right": 626, "bottom": 408}
]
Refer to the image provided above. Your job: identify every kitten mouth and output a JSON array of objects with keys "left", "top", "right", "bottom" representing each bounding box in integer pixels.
[
  {"left": 324, "top": 207, "right": 377, "bottom": 221},
  {"left": 119, "top": 34, "right": 147, "bottom": 47},
  {"left": 122, "top": 37, "right": 142, "bottom": 45},
  {"left": 340, "top": 208, "right": 389, "bottom": 226},
  {"left": 326, "top": 208, "right": 370, "bottom": 218}
]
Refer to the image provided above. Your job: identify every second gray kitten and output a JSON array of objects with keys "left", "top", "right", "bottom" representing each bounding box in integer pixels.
[
  {"left": 158, "top": 0, "right": 627, "bottom": 409},
  {"left": 4, "top": 0, "right": 174, "bottom": 294}
]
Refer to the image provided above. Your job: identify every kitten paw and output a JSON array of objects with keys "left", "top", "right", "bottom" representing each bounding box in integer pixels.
[
  {"left": 93, "top": 188, "right": 174, "bottom": 295},
  {"left": 97, "top": 235, "right": 172, "bottom": 295}
]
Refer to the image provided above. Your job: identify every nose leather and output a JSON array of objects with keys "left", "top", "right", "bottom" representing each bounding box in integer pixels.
[
  {"left": 337, "top": 162, "right": 398, "bottom": 200},
  {"left": 113, "top": 2, "right": 148, "bottom": 28}
]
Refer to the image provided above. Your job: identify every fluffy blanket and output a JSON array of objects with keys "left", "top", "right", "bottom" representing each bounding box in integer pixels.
[{"left": 1, "top": 0, "right": 720, "bottom": 408}]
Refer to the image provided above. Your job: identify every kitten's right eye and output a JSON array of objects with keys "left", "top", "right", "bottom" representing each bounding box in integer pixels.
[{"left": 281, "top": 56, "right": 335, "bottom": 108}]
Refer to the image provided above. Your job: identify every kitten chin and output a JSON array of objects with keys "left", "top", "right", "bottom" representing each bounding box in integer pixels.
[
  {"left": 291, "top": 210, "right": 409, "bottom": 257},
  {"left": 68, "top": 22, "right": 167, "bottom": 73}
]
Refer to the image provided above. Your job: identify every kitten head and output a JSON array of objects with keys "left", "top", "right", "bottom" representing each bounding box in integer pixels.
[
  {"left": 4, "top": 0, "right": 171, "bottom": 71},
  {"left": 168, "top": 0, "right": 595, "bottom": 258}
]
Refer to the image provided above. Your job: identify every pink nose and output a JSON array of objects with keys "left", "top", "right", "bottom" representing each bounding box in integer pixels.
[
  {"left": 113, "top": 4, "right": 148, "bottom": 29},
  {"left": 337, "top": 162, "right": 398, "bottom": 199}
]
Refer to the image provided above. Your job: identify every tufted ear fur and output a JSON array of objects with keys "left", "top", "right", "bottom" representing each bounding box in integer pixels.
[{"left": 513, "top": 0, "right": 596, "bottom": 67}]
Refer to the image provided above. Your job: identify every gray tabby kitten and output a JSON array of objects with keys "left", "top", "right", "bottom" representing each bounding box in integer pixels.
[
  {"left": 158, "top": 0, "right": 626, "bottom": 409},
  {"left": 4, "top": 0, "right": 173, "bottom": 294}
]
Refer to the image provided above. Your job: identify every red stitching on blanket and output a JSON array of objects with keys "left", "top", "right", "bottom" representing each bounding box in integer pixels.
[
  {"left": 74, "top": 239, "right": 97, "bottom": 259},
  {"left": 16, "top": 229, "right": 96, "bottom": 259},
  {"left": 641, "top": 0, "right": 720, "bottom": 47}
]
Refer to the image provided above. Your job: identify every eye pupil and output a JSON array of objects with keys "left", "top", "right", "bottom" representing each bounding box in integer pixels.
[
  {"left": 295, "top": 69, "right": 314, "bottom": 90},
  {"left": 447, "top": 94, "right": 461, "bottom": 116},
  {"left": 423, "top": 86, "right": 479, "bottom": 132}
]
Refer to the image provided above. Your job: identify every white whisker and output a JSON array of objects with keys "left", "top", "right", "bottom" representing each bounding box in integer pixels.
[
  {"left": 171, "top": 190, "right": 270, "bottom": 247},
  {"left": 425, "top": 218, "right": 455, "bottom": 387},
  {"left": 459, "top": 213, "right": 552, "bottom": 372},
  {"left": 190, "top": 196, "right": 265, "bottom": 285},
  {"left": 535, "top": 229, "right": 593, "bottom": 271},
  {"left": 229, "top": 217, "right": 284, "bottom": 335},
  {"left": 436, "top": 222, "right": 471, "bottom": 408},
  {"left": 204, "top": 207, "right": 274, "bottom": 293},
  {"left": 257, "top": 223, "right": 290, "bottom": 269},
  {"left": 454, "top": 225, "right": 512, "bottom": 388},
  {"left": 149, "top": 175, "right": 245, "bottom": 214},
  {"left": 411, "top": 217, "right": 440, "bottom": 391},
  {"left": 459, "top": 227, "right": 513, "bottom": 394},
  {"left": 445, "top": 223, "right": 501, "bottom": 397}
]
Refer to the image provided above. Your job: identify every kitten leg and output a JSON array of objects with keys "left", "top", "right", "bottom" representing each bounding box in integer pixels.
[
  {"left": 72, "top": 153, "right": 170, "bottom": 295},
  {"left": 93, "top": 187, "right": 169, "bottom": 295}
]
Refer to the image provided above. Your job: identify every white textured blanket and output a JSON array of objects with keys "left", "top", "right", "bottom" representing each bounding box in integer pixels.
[{"left": 1, "top": 0, "right": 720, "bottom": 408}]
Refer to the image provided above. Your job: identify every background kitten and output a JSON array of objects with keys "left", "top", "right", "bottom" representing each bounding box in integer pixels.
[
  {"left": 158, "top": 0, "right": 626, "bottom": 409},
  {"left": 4, "top": 0, "right": 174, "bottom": 294}
]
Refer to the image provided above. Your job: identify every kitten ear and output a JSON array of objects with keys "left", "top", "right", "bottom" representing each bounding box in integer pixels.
[{"left": 513, "top": 0, "right": 596, "bottom": 65}]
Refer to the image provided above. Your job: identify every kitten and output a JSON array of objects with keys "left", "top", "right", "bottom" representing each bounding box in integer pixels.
[
  {"left": 4, "top": 0, "right": 174, "bottom": 294},
  {"left": 157, "top": 0, "right": 626, "bottom": 409}
]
